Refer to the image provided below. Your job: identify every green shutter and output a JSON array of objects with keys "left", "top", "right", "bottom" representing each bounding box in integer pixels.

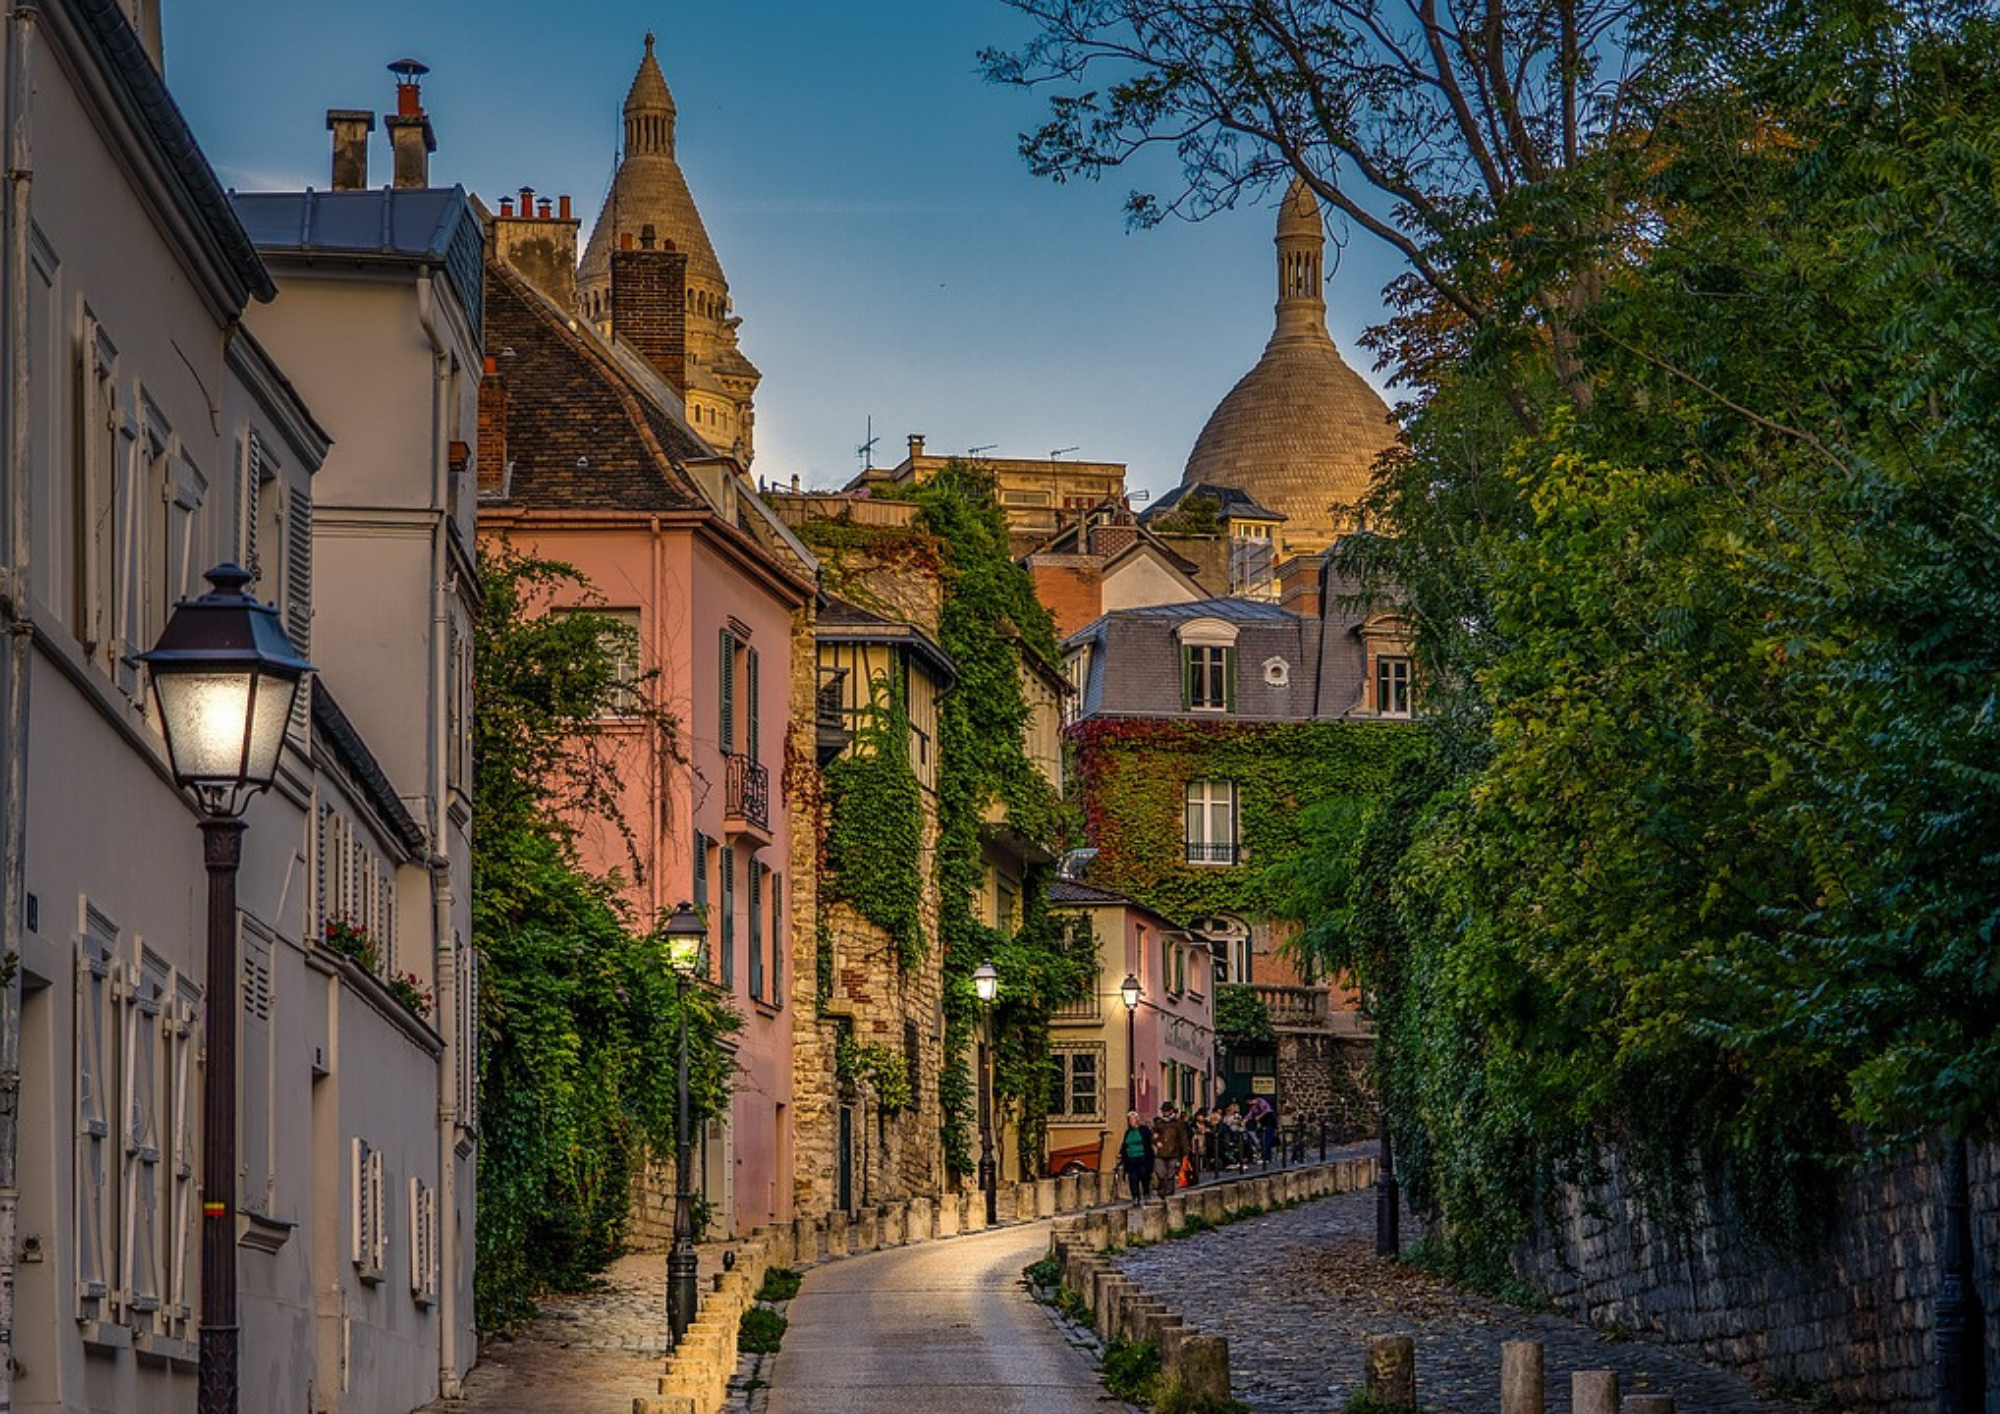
[
  {"left": 1222, "top": 646, "right": 1237, "bottom": 713},
  {"left": 1180, "top": 646, "right": 1193, "bottom": 712},
  {"left": 747, "top": 646, "right": 761, "bottom": 764},
  {"left": 719, "top": 629, "right": 735, "bottom": 754},
  {"left": 771, "top": 872, "right": 784, "bottom": 1002},
  {"left": 720, "top": 845, "right": 736, "bottom": 988}
]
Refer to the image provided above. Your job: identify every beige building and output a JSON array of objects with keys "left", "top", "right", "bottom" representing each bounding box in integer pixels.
[
  {"left": 1, "top": 11, "right": 475, "bottom": 1413},
  {"left": 850, "top": 435, "right": 1128, "bottom": 555},
  {"left": 577, "top": 35, "right": 761, "bottom": 465}
]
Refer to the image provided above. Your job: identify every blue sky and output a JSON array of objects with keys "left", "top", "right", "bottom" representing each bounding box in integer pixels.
[{"left": 170, "top": 1, "right": 1400, "bottom": 502}]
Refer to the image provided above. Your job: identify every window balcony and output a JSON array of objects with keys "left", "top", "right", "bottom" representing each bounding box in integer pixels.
[
  {"left": 1184, "top": 841, "right": 1239, "bottom": 865},
  {"left": 725, "top": 753, "right": 771, "bottom": 844}
]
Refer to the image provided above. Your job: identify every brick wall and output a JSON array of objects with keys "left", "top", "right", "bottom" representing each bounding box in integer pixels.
[
  {"left": 1029, "top": 559, "right": 1105, "bottom": 640},
  {"left": 610, "top": 245, "right": 688, "bottom": 391},
  {"left": 1514, "top": 1139, "right": 1999, "bottom": 1413}
]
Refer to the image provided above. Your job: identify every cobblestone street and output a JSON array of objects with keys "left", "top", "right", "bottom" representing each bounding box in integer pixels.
[
  {"left": 1110, "top": 1185, "right": 1804, "bottom": 1414},
  {"left": 419, "top": 1253, "right": 671, "bottom": 1414}
]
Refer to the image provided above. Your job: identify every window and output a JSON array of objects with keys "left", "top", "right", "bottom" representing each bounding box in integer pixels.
[
  {"left": 409, "top": 1177, "right": 439, "bottom": 1306},
  {"left": 770, "top": 872, "right": 784, "bottom": 1002},
  {"left": 693, "top": 831, "right": 711, "bottom": 980},
  {"left": 719, "top": 844, "right": 736, "bottom": 989},
  {"left": 1377, "top": 656, "right": 1413, "bottom": 717},
  {"left": 1185, "top": 781, "right": 1238, "bottom": 865},
  {"left": 1049, "top": 1047, "right": 1102, "bottom": 1120},
  {"left": 719, "top": 627, "right": 736, "bottom": 754},
  {"left": 748, "top": 858, "right": 765, "bottom": 1000},
  {"left": 746, "top": 644, "right": 761, "bottom": 763},
  {"left": 240, "top": 921, "right": 277, "bottom": 1219},
  {"left": 1183, "top": 644, "right": 1234, "bottom": 712},
  {"left": 351, "top": 1138, "right": 387, "bottom": 1283}
]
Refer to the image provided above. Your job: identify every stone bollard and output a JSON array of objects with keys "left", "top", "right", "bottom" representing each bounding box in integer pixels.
[
  {"left": 1091, "top": 1268, "right": 1123, "bottom": 1326},
  {"left": 886, "top": 1203, "right": 911, "bottom": 1247},
  {"left": 1124, "top": 1204, "right": 1149, "bottom": 1243},
  {"left": 855, "top": 1208, "right": 879, "bottom": 1252},
  {"left": 1177, "top": 1335, "right": 1231, "bottom": 1402},
  {"left": 792, "top": 1216, "right": 818, "bottom": 1267},
  {"left": 913, "top": 1196, "right": 936, "bottom": 1242},
  {"left": 1574, "top": 1370, "right": 1620, "bottom": 1414},
  {"left": 635, "top": 1393, "right": 698, "bottom": 1414},
  {"left": 1625, "top": 1397, "right": 1674, "bottom": 1414},
  {"left": 1096, "top": 1169, "right": 1121, "bottom": 1207},
  {"left": 1501, "top": 1340, "right": 1545, "bottom": 1414},
  {"left": 1165, "top": 1194, "right": 1190, "bottom": 1230},
  {"left": 1138, "top": 1203, "right": 1169, "bottom": 1244},
  {"left": 1365, "top": 1334, "right": 1418, "bottom": 1411},
  {"left": 1036, "top": 1177, "right": 1059, "bottom": 1218},
  {"left": 936, "top": 1193, "right": 960, "bottom": 1239},
  {"left": 1057, "top": 1171, "right": 1080, "bottom": 1212},
  {"left": 826, "top": 1210, "right": 850, "bottom": 1258},
  {"left": 964, "top": 1190, "right": 988, "bottom": 1234}
]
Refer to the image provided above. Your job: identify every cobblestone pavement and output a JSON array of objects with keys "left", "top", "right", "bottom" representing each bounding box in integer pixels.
[
  {"left": 418, "top": 1251, "right": 671, "bottom": 1414},
  {"left": 1111, "top": 1186, "right": 1805, "bottom": 1414}
]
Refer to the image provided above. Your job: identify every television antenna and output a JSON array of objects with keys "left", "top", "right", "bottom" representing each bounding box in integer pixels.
[
  {"left": 968, "top": 443, "right": 997, "bottom": 457},
  {"left": 857, "top": 415, "right": 878, "bottom": 471},
  {"left": 1049, "top": 446, "right": 1080, "bottom": 460}
]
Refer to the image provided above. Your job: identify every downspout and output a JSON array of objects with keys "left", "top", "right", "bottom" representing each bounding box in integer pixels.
[
  {"left": 415, "top": 268, "right": 464, "bottom": 1396},
  {"left": 649, "top": 515, "right": 663, "bottom": 923},
  {"left": 0, "top": 9, "right": 37, "bottom": 1412}
]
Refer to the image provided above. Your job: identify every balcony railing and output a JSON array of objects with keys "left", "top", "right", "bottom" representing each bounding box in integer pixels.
[
  {"left": 1234, "top": 982, "right": 1329, "bottom": 1031},
  {"left": 1184, "top": 840, "right": 1239, "bottom": 865},
  {"left": 726, "top": 753, "right": 770, "bottom": 834}
]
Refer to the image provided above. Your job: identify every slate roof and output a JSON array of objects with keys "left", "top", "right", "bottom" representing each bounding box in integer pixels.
[
  {"left": 64, "top": 0, "right": 273, "bottom": 305},
  {"left": 481, "top": 260, "right": 713, "bottom": 513},
  {"left": 817, "top": 594, "right": 958, "bottom": 686},
  {"left": 1047, "top": 877, "right": 1187, "bottom": 931},
  {"left": 1143, "top": 481, "right": 1289, "bottom": 524},
  {"left": 232, "top": 187, "right": 484, "bottom": 333},
  {"left": 312, "top": 683, "right": 425, "bottom": 855}
]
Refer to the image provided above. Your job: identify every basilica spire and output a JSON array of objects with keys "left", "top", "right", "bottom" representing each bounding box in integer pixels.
[
  {"left": 1273, "top": 176, "right": 1328, "bottom": 342},
  {"left": 623, "top": 32, "right": 677, "bottom": 157}
]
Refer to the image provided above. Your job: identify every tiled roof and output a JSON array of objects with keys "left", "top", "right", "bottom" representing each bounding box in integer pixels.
[{"left": 482, "top": 260, "right": 713, "bottom": 513}]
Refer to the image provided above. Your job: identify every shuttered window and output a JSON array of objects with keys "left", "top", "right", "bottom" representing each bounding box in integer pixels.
[
  {"left": 748, "top": 860, "right": 764, "bottom": 1000},
  {"left": 719, "top": 844, "right": 736, "bottom": 989},
  {"left": 75, "top": 914, "right": 116, "bottom": 1321},
  {"left": 770, "top": 872, "right": 784, "bottom": 1003},
  {"left": 746, "top": 646, "right": 760, "bottom": 764},
  {"left": 240, "top": 921, "right": 276, "bottom": 1217},
  {"left": 719, "top": 628, "right": 736, "bottom": 754},
  {"left": 284, "top": 484, "right": 313, "bottom": 743}
]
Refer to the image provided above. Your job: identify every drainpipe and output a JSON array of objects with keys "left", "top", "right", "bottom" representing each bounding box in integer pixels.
[
  {"left": 415, "top": 268, "right": 464, "bottom": 1396},
  {"left": 0, "top": 9, "right": 38, "bottom": 1412}
]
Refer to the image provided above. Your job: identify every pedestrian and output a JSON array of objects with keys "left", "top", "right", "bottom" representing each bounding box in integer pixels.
[
  {"left": 1152, "top": 1102, "right": 1188, "bottom": 1199},
  {"left": 1187, "top": 1108, "right": 1210, "bottom": 1183},
  {"left": 1221, "top": 1101, "right": 1247, "bottom": 1170},
  {"left": 1246, "top": 1095, "right": 1277, "bottom": 1165},
  {"left": 1118, "top": 1110, "right": 1154, "bottom": 1204}
]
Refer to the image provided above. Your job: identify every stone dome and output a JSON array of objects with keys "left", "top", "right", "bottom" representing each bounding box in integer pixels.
[{"left": 1181, "top": 178, "right": 1396, "bottom": 556}]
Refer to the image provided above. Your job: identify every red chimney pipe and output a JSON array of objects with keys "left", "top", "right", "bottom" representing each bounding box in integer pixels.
[
  {"left": 500, "top": 197, "right": 514, "bottom": 217},
  {"left": 558, "top": 194, "right": 572, "bottom": 221}
]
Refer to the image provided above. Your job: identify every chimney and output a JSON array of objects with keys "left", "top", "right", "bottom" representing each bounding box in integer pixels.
[
  {"left": 490, "top": 183, "right": 581, "bottom": 311},
  {"left": 610, "top": 243, "right": 690, "bottom": 394},
  {"left": 477, "top": 356, "right": 511, "bottom": 500},
  {"left": 907, "top": 434, "right": 925, "bottom": 462},
  {"left": 384, "top": 58, "right": 437, "bottom": 190},
  {"left": 326, "top": 109, "right": 375, "bottom": 190}
]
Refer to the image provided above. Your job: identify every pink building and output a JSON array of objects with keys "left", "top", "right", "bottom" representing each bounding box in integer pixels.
[{"left": 478, "top": 245, "right": 815, "bottom": 1235}]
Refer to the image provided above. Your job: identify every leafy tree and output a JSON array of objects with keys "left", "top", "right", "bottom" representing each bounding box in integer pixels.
[{"left": 473, "top": 547, "right": 740, "bottom": 1330}]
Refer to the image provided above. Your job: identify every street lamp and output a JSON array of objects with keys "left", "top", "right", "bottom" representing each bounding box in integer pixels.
[
  {"left": 138, "top": 565, "right": 311, "bottom": 1414},
  {"left": 971, "top": 960, "right": 1000, "bottom": 1224},
  {"left": 662, "top": 901, "right": 705, "bottom": 1347},
  {"left": 1120, "top": 972, "right": 1141, "bottom": 1113}
]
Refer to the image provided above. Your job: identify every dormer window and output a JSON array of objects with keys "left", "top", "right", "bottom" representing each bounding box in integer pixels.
[
  {"left": 1377, "top": 656, "right": 1412, "bottom": 717},
  {"left": 1176, "top": 617, "right": 1240, "bottom": 714}
]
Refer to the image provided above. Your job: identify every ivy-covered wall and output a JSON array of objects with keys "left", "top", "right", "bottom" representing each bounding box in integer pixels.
[{"left": 1071, "top": 717, "right": 1428, "bottom": 925}]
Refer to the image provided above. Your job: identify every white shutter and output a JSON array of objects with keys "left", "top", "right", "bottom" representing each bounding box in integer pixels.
[
  {"left": 165, "top": 981, "right": 201, "bottom": 1335},
  {"left": 283, "top": 482, "right": 312, "bottom": 742},
  {"left": 410, "top": 1178, "right": 438, "bottom": 1305},
  {"left": 241, "top": 432, "right": 263, "bottom": 573},
  {"left": 240, "top": 924, "right": 275, "bottom": 1216},
  {"left": 351, "top": 1139, "right": 386, "bottom": 1282},
  {"left": 74, "top": 925, "right": 115, "bottom": 1319},
  {"left": 122, "top": 953, "right": 165, "bottom": 1319}
]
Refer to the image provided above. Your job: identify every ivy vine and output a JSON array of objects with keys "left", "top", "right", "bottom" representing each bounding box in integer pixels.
[{"left": 821, "top": 673, "right": 926, "bottom": 970}]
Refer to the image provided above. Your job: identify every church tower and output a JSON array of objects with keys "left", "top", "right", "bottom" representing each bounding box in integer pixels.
[{"left": 577, "top": 34, "right": 761, "bottom": 464}]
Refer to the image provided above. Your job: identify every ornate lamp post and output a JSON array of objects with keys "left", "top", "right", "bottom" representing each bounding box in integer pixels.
[
  {"left": 972, "top": 960, "right": 1000, "bottom": 1224},
  {"left": 662, "top": 901, "right": 706, "bottom": 1346},
  {"left": 1120, "top": 972, "right": 1142, "bottom": 1114},
  {"left": 139, "top": 565, "right": 312, "bottom": 1414}
]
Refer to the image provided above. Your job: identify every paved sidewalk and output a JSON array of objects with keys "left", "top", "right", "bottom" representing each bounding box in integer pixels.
[
  {"left": 1111, "top": 1187, "right": 1802, "bottom": 1414},
  {"left": 419, "top": 1251, "right": 671, "bottom": 1414}
]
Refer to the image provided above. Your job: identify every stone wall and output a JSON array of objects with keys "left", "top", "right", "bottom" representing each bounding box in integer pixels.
[
  {"left": 1515, "top": 1138, "right": 1999, "bottom": 1414},
  {"left": 1276, "top": 1031, "right": 1376, "bottom": 1141}
]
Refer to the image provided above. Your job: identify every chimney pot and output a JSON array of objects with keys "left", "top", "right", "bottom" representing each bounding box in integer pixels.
[
  {"left": 640, "top": 223, "right": 657, "bottom": 251},
  {"left": 558, "top": 194, "right": 572, "bottom": 221},
  {"left": 499, "top": 197, "right": 514, "bottom": 217},
  {"left": 620, "top": 232, "right": 635, "bottom": 251},
  {"left": 908, "top": 434, "right": 926, "bottom": 460},
  {"left": 538, "top": 199, "right": 552, "bottom": 219}
]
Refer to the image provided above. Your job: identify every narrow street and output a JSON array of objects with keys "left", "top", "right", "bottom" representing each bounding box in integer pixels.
[{"left": 765, "top": 1221, "right": 1108, "bottom": 1414}]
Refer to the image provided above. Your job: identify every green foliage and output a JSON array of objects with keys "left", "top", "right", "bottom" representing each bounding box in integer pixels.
[
  {"left": 755, "top": 1267, "right": 803, "bottom": 1303},
  {"left": 1023, "top": 1253, "right": 1062, "bottom": 1288},
  {"left": 1212, "top": 987, "right": 1273, "bottom": 1048},
  {"left": 822, "top": 674, "right": 927, "bottom": 967},
  {"left": 1053, "top": 1282, "right": 1095, "bottom": 1328},
  {"left": 737, "top": 1305, "right": 788, "bottom": 1354},
  {"left": 1147, "top": 491, "right": 1223, "bottom": 538},
  {"left": 835, "top": 1036, "right": 914, "bottom": 1112},
  {"left": 1154, "top": 1381, "right": 1252, "bottom": 1414},
  {"left": 1342, "top": 1396, "right": 1420, "bottom": 1414},
  {"left": 899, "top": 462, "right": 1090, "bottom": 1176},
  {"left": 472, "top": 547, "right": 741, "bottom": 1333},
  {"left": 1101, "top": 1337, "right": 1164, "bottom": 1404},
  {"left": 1074, "top": 717, "right": 1429, "bottom": 925}
]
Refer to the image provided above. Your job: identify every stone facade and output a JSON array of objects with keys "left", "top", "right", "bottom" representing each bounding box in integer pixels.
[
  {"left": 1274, "top": 1031, "right": 1376, "bottom": 1140},
  {"left": 1512, "top": 1139, "right": 1999, "bottom": 1414}
]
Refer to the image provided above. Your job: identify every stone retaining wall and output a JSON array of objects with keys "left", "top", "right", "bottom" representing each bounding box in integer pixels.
[{"left": 1516, "top": 1138, "right": 1999, "bottom": 1414}]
